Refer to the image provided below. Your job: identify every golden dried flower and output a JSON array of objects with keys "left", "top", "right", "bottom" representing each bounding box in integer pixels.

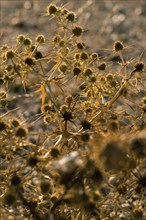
[
  {"left": 72, "top": 26, "right": 82, "bottom": 37},
  {"left": 59, "top": 64, "right": 68, "bottom": 73},
  {"left": 16, "top": 34, "right": 25, "bottom": 43},
  {"left": 24, "top": 57, "right": 34, "bottom": 66},
  {"left": 47, "top": 4, "right": 58, "bottom": 15},
  {"left": 35, "top": 35, "right": 45, "bottom": 43},
  {"left": 16, "top": 127, "right": 27, "bottom": 138},
  {"left": 6, "top": 50, "right": 14, "bottom": 59},
  {"left": 35, "top": 51, "right": 43, "bottom": 59},
  {"left": 66, "top": 12, "right": 76, "bottom": 22},
  {"left": 50, "top": 148, "right": 60, "bottom": 158},
  {"left": 73, "top": 67, "right": 81, "bottom": 76},
  {"left": 41, "top": 104, "right": 51, "bottom": 114},
  {"left": 23, "top": 38, "right": 32, "bottom": 46},
  {"left": 113, "top": 41, "right": 124, "bottom": 52},
  {"left": 53, "top": 35, "right": 61, "bottom": 44},
  {"left": 80, "top": 52, "right": 88, "bottom": 60},
  {"left": 60, "top": 104, "right": 68, "bottom": 113},
  {"left": 134, "top": 61, "right": 144, "bottom": 72},
  {"left": 98, "top": 62, "right": 106, "bottom": 71},
  {"left": 65, "top": 95, "right": 73, "bottom": 104},
  {"left": 84, "top": 68, "right": 93, "bottom": 77},
  {"left": 77, "top": 42, "right": 85, "bottom": 49}
]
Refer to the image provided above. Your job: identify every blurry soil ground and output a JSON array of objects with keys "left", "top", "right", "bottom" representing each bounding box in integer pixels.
[{"left": 0, "top": 0, "right": 146, "bottom": 134}]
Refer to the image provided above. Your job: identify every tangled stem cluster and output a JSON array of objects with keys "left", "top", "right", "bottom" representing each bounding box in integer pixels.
[{"left": 0, "top": 4, "right": 146, "bottom": 220}]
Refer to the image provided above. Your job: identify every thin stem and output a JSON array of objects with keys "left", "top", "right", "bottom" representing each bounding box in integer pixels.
[
  {"left": 47, "top": 82, "right": 63, "bottom": 132},
  {"left": 119, "top": 51, "right": 127, "bottom": 78},
  {"left": 106, "top": 80, "right": 128, "bottom": 109}
]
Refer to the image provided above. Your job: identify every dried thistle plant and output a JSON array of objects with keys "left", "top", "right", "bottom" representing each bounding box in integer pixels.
[{"left": 0, "top": 3, "right": 146, "bottom": 220}]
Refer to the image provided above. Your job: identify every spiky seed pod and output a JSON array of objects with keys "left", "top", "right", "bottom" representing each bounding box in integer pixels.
[
  {"left": 100, "top": 76, "right": 106, "bottom": 82},
  {"left": 59, "top": 40, "right": 65, "bottom": 47},
  {"left": 16, "top": 34, "right": 25, "bottom": 43},
  {"left": 47, "top": 4, "right": 58, "bottom": 15},
  {"left": 28, "top": 156, "right": 38, "bottom": 167},
  {"left": 16, "top": 127, "right": 27, "bottom": 138},
  {"left": 11, "top": 175, "right": 21, "bottom": 186},
  {"left": 30, "top": 45, "right": 36, "bottom": 52},
  {"left": 53, "top": 35, "right": 61, "bottom": 44},
  {"left": 62, "top": 110, "right": 73, "bottom": 121},
  {"left": 73, "top": 67, "right": 81, "bottom": 76},
  {"left": 80, "top": 52, "right": 88, "bottom": 60},
  {"left": 0, "top": 120, "right": 7, "bottom": 131},
  {"left": 81, "top": 120, "right": 91, "bottom": 130},
  {"left": 134, "top": 61, "right": 144, "bottom": 72},
  {"left": 10, "top": 118, "right": 20, "bottom": 127},
  {"left": 74, "top": 53, "right": 80, "bottom": 60},
  {"left": 35, "top": 51, "right": 43, "bottom": 59},
  {"left": 113, "top": 41, "right": 124, "bottom": 52},
  {"left": 66, "top": 12, "right": 76, "bottom": 22},
  {"left": 6, "top": 65, "right": 13, "bottom": 72},
  {"left": 91, "top": 52, "right": 98, "bottom": 61},
  {"left": 62, "top": 8, "right": 68, "bottom": 15},
  {"left": 24, "top": 57, "right": 34, "bottom": 66},
  {"left": 43, "top": 115, "right": 52, "bottom": 124},
  {"left": 84, "top": 68, "right": 93, "bottom": 77},
  {"left": 23, "top": 38, "right": 32, "bottom": 46},
  {"left": 72, "top": 26, "right": 83, "bottom": 37},
  {"left": 77, "top": 42, "right": 85, "bottom": 49},
  {"left": 60, "top": 105, "right": 68, "bottom": 113},
  {"left": 98, "top": 62, "right": 106, "bottom": 71},
  {"left": 106, "top": 73, "right": 114, "bottom": 81},
  {"left": 90, "top": 76, "right": 96, "bottom": 83},
  {"left": 35, "top": 35, "right": 45, "bottom": 43},
  {"left": 59, "top": 64, "right": 67, "bottom": 73},
  {"left": 65, "top": 95, "right": 73, "bottom": 104},
  {"left": 6, "top": 50, "right": 14, "bottom": 59},
  {"left": 50, "top": 148, "right": 60, "bottom": 158},
  {"left": 41, "top": 104, "right": 51, "bottom": 114}
]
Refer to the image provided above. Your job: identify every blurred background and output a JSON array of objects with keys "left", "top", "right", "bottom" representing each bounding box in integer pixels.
[{"left": 0, "top": 0, "right": 145, "bottom": 57}]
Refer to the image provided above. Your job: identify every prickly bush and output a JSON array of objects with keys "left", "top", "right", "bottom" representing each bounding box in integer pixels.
[{"left": 0, "top": 3, "right": 146, "bottom": 220}]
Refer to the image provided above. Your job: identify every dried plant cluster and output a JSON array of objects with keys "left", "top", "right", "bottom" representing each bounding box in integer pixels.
[{"left": 0, "top": 4, "right": 146, "bottom": 220}]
